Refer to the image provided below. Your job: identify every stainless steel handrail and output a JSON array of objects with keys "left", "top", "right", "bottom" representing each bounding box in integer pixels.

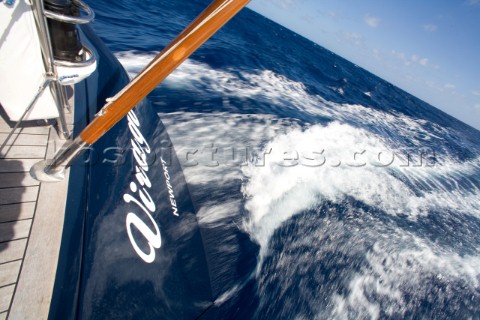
[
  {"left": 30, "top": 135, "right": 88, "bottom": 181},
  {"left": 28, "top": 0, "right": 97, "bottom": 139},
  {"left": 32, "top": 0, "right": 70, "bottom": 139},
  {"left": 43, "top": 0, "right": 94, "bottom": 24}
]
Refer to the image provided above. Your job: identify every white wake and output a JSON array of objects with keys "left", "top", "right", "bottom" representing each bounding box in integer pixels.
[{"left": 117, "top": 50, "right": 480, "bottom": 318}]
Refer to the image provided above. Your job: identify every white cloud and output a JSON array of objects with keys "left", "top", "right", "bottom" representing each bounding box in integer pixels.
[
  {"left": 268, "top": 0, "right": 300, "bottom": 9},
  {"left": 472, "top": 90, "right": 480, "bottom": 96},
  {"left": 343, "top": 31, "right": 364, "bottom": 46},
  {"left": 391, "top": 50, "right": 406, "bottom": 61},
  {"left": 391, "top": 51, "right": 435, "bottom": 69},
  {"left": 473, "top": 104, "right": 480, "bottom": 113},
  {"left": 364, "top": 15, "right": 380, "bottom": 28},
  {"left": 419, "top": 58, "right": 429, "bottom": 66},
  {"left": 317, "top": 9, "right": 340, "bottom": 20},
  {"left": 425, "top": 81, "right": 460, "bottom": 94},
  {"left": 426, "top": 81, "right": 445, "bottom": 93},
  {"left": 328, "top": 11, "right": 337, "bottom": 18},
  {"left": 300, "top": 14, "right": 314, "bottom": 22},
  {"left": 423, "top": 24, "right": 438, "bottom": 32},
  {"left": 466, "top": 0, "right": 480, "bottom": 5}
]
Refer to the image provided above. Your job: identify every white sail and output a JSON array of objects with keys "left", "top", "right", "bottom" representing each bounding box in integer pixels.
[{"left": 0, "top": 0, "right": 59, "bottom": 121}]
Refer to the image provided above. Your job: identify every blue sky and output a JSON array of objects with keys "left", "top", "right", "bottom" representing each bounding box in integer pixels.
[{"left": 247, "top": 0, "right": 480, "bottom": 129}]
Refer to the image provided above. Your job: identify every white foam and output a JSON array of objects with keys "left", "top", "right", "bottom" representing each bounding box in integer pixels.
[
  {"left": 117, "top": 49, "right": 480, "bottom": 253},
  {"left": 115, "top": 51, "right": 154, "bottom": 78},
  {"left": 115, "top": 51, "right": 466, "bottom": 151},
  {"left": 117, "top": 51, "right": 480, "bottom": 316},
  {"left": 158, "top": 112, "right": 302, "bottom": 228},
  {"left": 331, "top": 238, "right": 480, "bottom": 319},
  {"left": 241, "top": 122, "right": 480, "bottom": 257}
]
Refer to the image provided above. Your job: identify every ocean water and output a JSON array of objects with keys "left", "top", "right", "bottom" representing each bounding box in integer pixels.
[{"left": 86, "top": 0, "right": 480, "bottom": 319}]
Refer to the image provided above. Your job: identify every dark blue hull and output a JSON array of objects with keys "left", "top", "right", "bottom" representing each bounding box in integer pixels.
[{"left": 49, "top": 25, "right": 212, "bottom": 319}]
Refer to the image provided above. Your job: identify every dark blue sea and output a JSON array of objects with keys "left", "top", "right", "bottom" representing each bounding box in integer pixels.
[{"left": 86, "top": 0, "right": 480, "bottom": 318}]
